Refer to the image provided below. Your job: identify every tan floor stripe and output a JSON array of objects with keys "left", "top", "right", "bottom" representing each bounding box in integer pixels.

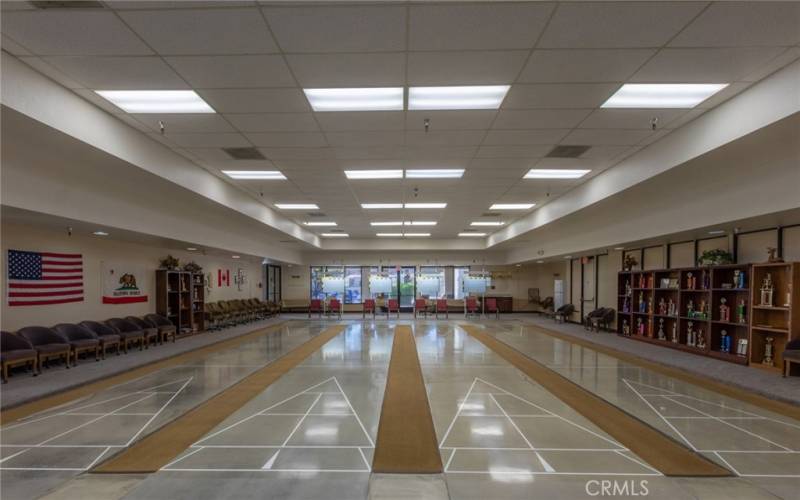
[
  {"left": 525, "top": 322, "right": 800, "bottom": 421},
  {"left": 462, "top": 324, "right": 731, "bottom": 477},
  {"left": 1, "top": 322, "right": 289, "bottom": 424},
  {"left": 93, "top": 325, "right": 345, "bottom": 473},
  {"left": 372, "top": 325, "right": 442, "bottom": 473}
]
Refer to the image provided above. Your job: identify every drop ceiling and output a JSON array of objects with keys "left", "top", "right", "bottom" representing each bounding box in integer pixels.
[{"left": 2, "top": 1, "right": 799, "bottom": 241}]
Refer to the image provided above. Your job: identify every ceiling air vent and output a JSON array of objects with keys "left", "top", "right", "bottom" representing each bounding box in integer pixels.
[
  {"left": 279, "top": 240, "right": 295, "bottom": 244},
  {"left": 307, "top": 212, "right": 327, "bottom": 217},
  {"left": 222, "top": 147, "right": 265, "bottom": 160},
  {"left": 546, "top": 145, "right": 591, "bottom": 158},
  {"left": 481, "top": 212, "right": 502, "bottom": 217},
  {"left": 32, "top": 1, "right": 105, "bottom": 8}
]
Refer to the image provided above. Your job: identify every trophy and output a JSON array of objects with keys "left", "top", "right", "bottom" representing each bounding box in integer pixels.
[
  {"left": 671, "top": 323, "right": 678, "bottom": 343},
  {"left": 760, "top": 273, "right": 774, "bottom": 306},
  {"left": 697, "top": 329, "right": 706, "bottom": 349},
  {"left": 639, "top": 292, "right": 645, "bottom": 313},
  {"left": 687, "top": 321, "right": 695, "bottom": 347},
  {"left": 763, "top": 337, "right": 775, "bottom": 366},
  {"left": 657, "top": 318, "right": 665, "bottom": 340},
  {"left": 625, "top": 281, "right": 632, "bottom": 297},
  {"left": 636, "top": 317, "right": 644, "bottom": 336},
  {"left": 698, "top": 299, "right": 707, "bottom": 320},
  {"left": 737, "top": 339, "right": 748, "bottom": 356},
  {"left": 721, "top": 330, "right": 731, "bottom": 353},
  {"left": 648, "top": 296, "right": 654, "bottom": 314},
  {"left": 622, "top": 319, "right": 631, "bottom": 336},
  {"left": 719, "top": 298, "right": 730, "bottom": 322},
  {"left": 668, "top": 298, "right": 677, "bottom": 316},
  {"left": 623, "top": 297, "right": 630, "bottom": 313},
  {"left": 733, "top": 269, "right": 744, "bottom": 289},
  {"left": 658, "top": 298, "right": 667, "bottom": 316},
  {"left": 686, "top": 272, "right": 695, "bottom": 290},
  {"left": 785, "top": 283, "right": 792, "bottom": 307},
  {"left": 687, "top": 299, "right": 695, "bottom": 318},
  {"left": 737, "top": 299, "right": 747, "bottom": 323}
]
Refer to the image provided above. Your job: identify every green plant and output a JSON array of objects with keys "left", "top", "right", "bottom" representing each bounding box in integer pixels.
[
  {"left": 623, "top": 254, "right": 638, "bottom": 271},
  {"left": 184, "top": 261, "right": 202, "bottom": 273},
  {"left": 159, "top": 254, "right": 180, "bottom": 270},
  {"left": 698, "top": 249, "right": 733, "bottom": 266}
]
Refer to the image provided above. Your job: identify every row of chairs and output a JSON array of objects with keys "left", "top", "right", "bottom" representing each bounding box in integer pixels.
[
  {"left": 205, "top": 299, "right": 279, "bottom": 329},
  {"left": 0, "top": 314, "right": 177, "bottom": 383},
  {"left": 307, "top": 297, "right": 503, "bottom": 319}
]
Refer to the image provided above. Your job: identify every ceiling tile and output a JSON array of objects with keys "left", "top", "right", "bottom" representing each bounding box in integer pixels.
[
  {"left": 407, "top": 51, "right": 528, "bottom": 85},
  {"left": 405, "top": 111, "right": 497, "bottom": 131},
  {"left": 287, "top": 53, "right": 405, "bottom": 87},
  {"left": 475, "top": 145, "right": 552, "bottom": 159},
  {"left": 166, "top": 55, "right": 295, "bottom": 88},
  {"left": 469, "top": 158, "right": 535, "bottom": 170},
  {"left": 518, "top": 49, "right": 654, "bottom": 83},
  {"left": 492, "top": 109, "right": 591, "bottom": 129},
  {"left": 670, "top": 2, "right": 800, "bottom": 47},
  {"left": 333, "top": 146, "right": 406, "bottom": 160},
  {"left": 261, "top": 147, "right": 336, "bottom": 160},
  {"left": 245, "top": 132, "right": 327, "bottom": 148},
  {"left": 198, "top": 89, "right": 310, "bottom": 113},
  {"left": 741, "top": 47, "right": 800, "bottom": 83},
  {"left": 579, "top": 145, "right": 635, "bottom": 160},
  {"left": 538, "top": 2, "right": 705, "bottom": 48},
  {"left": 503, "top": 84, "right": 619, "bottom": 109},
  {"left": 119, "top": 8, "right": 278, "bottom": 55},
  {"left": 19, "top": 57, "right": 84, "bottom": 88},
  {"left": 107, "top": 1, "right": 254, "bottom": 8},
  {"left": 1, "top": 11, "right": 153, "bottom": 55},
  {"left": 405, "top": 131, "right": 486, "bottom": 146},
  {"left": 160, "top": 133, "right": 251, "bottom": 148},
  {"left": 402, "top": 146, "right": 477, "bottom": 160},
  {"left": 262, "top": 5, "right": 406, "bottom": 53},
  {"left": 408, "top": 3, "right": 553, "bottom": 50},
  {"left": 115, "top": 114, "right": 152, "bottom": 133},
  {"left": 225, "top": 113, "right": 319, "bottom": 133},
  {"left": 483, "top": 129, "right": 570, "bottom": 145},
  {"left": 579, "top": 109, "right": 689, "bottom": 130},
  {"left": 326, "top": 131, "right": 404, "bottom": 147},
  {"left": 561, "top": 129, "right": 653, "bottom": 146},
  {"left": 42, "top": 56, "right": 186, "bottom": 89},
  {"left": 315, "top": 112, "right": 405, "bottom": 132},
  {"left": 1, "top": 34, "right": 32, "bottom": 55},
  {"left": 130, "top": 114, "right": 236, "bottom": 133},
  {"left": 630, "top": 48, "right": 786, "bottom": 83},
  {"left": 695, "top": 82, "right": 753, "bottom": 109}
]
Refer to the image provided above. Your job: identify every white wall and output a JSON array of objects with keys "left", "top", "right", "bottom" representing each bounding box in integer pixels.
[{"left": 1, "top": 223, "right": 262, "bottom": 331}]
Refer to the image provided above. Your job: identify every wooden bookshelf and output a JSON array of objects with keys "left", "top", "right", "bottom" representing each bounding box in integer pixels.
[
  {"left": 749, "top": 262, "right": 800, "bottom": 373},
  {"left": 156, "top": 270, "right": 206, "bottom": 334}
]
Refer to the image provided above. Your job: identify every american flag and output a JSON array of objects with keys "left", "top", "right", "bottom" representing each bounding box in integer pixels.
[{"left": 7, "top": 250, "right": 84, "bottom": 306}]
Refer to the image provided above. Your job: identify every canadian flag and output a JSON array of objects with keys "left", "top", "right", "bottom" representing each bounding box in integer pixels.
[{"left": 218, "top": 269, "right": 230, "bottom": 287}]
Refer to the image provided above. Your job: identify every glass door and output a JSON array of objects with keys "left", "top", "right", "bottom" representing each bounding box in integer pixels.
[{"left": 399, "top": 266, "right": 416, "bottom": 309}]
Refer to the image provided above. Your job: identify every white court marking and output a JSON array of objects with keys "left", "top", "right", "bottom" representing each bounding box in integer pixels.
[
  {"left": 0, "top": 377, "right": 193, "bottom": 471},
  {"left": 164, "top": 376, "right": 374, "bottom": 473},
  {"left": 623, "top": 379, "right": 800, "bottom": 478},
  {"left": 439, "top": 377, "right": 661, "bottom": 477}
]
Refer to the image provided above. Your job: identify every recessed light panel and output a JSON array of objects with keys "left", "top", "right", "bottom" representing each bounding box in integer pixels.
[
  {"left": 405, "top": 169, "right": 465, "bottom": 179},
  {"left": 409, "top": 86, "right": 510, "bottom": 110},
  {"left": 471, "top": 221, "right": 504, "bottom": 226},
  {"left": 490, "top": 203, "right": 535, "bottom": 210},
  {"left": 404, "top": 203, "right": 447, "bottom": 209},
  {"left": 304, "top": 222, "right": 337, "bottom": 226},
  {"left": 222, "top": 170, "right": 286, "bottom": 180},
  {"left": 275, "top": 203, "right": 319, "bottom": 210},
  {"left": 95, "top": 90, "right": 214, "bottom": 113},
  {"left": 602, "top": 84, "right": 728, "bottom": 109},
  {"left": 404, "top": 233, "right": 430, "bottom": 237},
  {"left": 304, "top": 88, "right": 404, "bottom": 112},
  {"left": 459, "top": 232, "right": 486, "bottom": 237},
  {"left": 371, "top": 221, "right": 403, "bottom": 226},
  {"left": 376, "top": 233, "right": 403, "bottom": 237},
  {"left": 345, "top": 170, "right": 404, "bottom": 180},
  {"left": 322, "top": 233, "right": 349, "bottom": 237},
  {"left": 362, "top": 203, "right": 403, "bottom": 209},
  {"left": 404, "top": 221, "right": 436, "bottom": 226},
  {"left": 524, "top": 169, "right": 590, "bottom": 179},
  {"left": 92, "top": 230, "right": 109, "bottom": 236}
]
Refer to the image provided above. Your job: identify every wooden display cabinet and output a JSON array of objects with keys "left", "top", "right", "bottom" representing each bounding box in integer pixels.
[
  {"left": 156, "top": 270, "right": 206, "bottom": 334},
  {"left": 749, "top": 262, "right": 799, "bottom": 373}
]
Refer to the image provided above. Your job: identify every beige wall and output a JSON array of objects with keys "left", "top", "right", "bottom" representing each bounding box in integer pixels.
[
  {"left": 784, "top": 226, "right": 800, "bottom": 261},
  {"left": 737, "top": 229, "right": 778, "bottom": 264},
  {"left": 1, "top": 223, "right": 263, "bottom": 331}
]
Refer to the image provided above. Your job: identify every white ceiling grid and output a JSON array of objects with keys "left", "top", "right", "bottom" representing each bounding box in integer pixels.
[{"left": 2, "top": 1, "right": 799, "bottom": 240}]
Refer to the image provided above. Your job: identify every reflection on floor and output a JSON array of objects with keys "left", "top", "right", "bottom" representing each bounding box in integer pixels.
[{"left": 0, "top": 319, "right": 797, "bottom": 500}]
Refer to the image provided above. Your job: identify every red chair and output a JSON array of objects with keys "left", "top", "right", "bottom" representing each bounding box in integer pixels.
[
  {"left": 414, "top": 298, "right": 428, "bottom": 318},
  {"left": 485, "top": 298, "right": 499, "bottom": 319},
  {"left": 387, "top": 299, "right": 400, "bottom": 318},
  {"left": 465, "top": 297, "right": 479, "bottom": 317},
  {"left": 309, "top": 299, "right": 323, "bottom": 318},
  {"left": 363, "top": 299, "right": 376, "bottom": 318},
  {"left": 436, "top": 299, "right": 448, "bottom": 319},
  {"left": 328, "top": 298, "right": 342, "bottom": 319}
]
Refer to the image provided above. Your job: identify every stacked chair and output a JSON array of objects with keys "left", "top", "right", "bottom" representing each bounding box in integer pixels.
[
  {"left": 53, "top": 323, "right": 103, "bottom": 363},
  {"left": 1, "top": 331, "right": 38, "bottom": 383}
]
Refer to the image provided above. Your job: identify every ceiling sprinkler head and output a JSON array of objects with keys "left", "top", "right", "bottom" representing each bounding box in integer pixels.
[
  {"left": 650, "top": 117, "right": 658, "bottom": 131},
  {"left": 424, "top": 118, "right": 430, "bottom": 133}
]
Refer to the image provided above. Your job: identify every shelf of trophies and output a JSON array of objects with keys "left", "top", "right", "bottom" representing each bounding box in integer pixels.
[
  {"left": 618, "top": 265, "right": 751, "bottom": 364},
  {"left": 749, "top": 262, "right": 800, "bottom": 373},
  {"left": 156, "top": 270, "right": 206, "bottom": 334}
]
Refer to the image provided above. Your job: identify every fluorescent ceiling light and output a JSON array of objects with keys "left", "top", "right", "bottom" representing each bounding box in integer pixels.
[
  {"left": 405, "top": 169, "right": 465, "bottom": 179},
  {"left": 404, "top": 233, "right": 430, "bottom": 237},
  {"left": 404, "top": 221, "right": 436, "bottom": 226},
  {"left": 602, "top": 83, "right": 728, "bottom": 109},
  {"left": 490, "top": 203, "right": 535, "bottom": 210},
  {"left": 304, "top": 222, "right": 337, "bottom": 226},
  {"left": 322, "top": 233, "right": 349, "bottom": 237},
  {"left": 377, "top": 233, "right": 403, "bottom": 237},
  {"left": 524, "top": 169, "right": 590, "bottom": 179},
  {"left": 232, "top": 255, "right": 241, "bottom": 259},
  {"left": 275, "top": 203, "right": 319, "bottom": 210},
  {"left": 304, "top": 87, "right": 403, "bottom": 112},
  {"left": 409, "top": 85, "right": 510, "bottom": 110},
  {"left": 222, "top": 170, "right": 286, "bottom": 180},
  {"left": 459, "top": 232, "right": 486, "bottom": 237},
  {"left": 345, "top": 170, "right": 403, "bottom": 180},
  {"left": 471, "top": 221, "right": 504, "bottom": 226},
  {"left": 92, "top": 230, "right": 109, "bottom": 236},
  {"left": 186, "top": 247, "right": 197, "bottom": 251},
  {"left": 371, "top": 221, "right": 403, "bottom": 226},
  {"left": 404, "top": 203, "right": 447, "bottom": 209},
  {"left": 95, "top": 90, "right": 214, "bottom": 113},
  {"left": 708, "top": 230, "right": 726, "bottom": 235},
  {"left": 362, "top": 203, "right": 403, "bottom": 209}
]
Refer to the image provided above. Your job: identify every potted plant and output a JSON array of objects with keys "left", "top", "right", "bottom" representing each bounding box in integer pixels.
[
  {"left": 698, "top": 249, "right": 733, "bottom": 266},
  {"left": 159, "top": 255, "right": 180, "bottom": 270},
  {"left": 184, "top": 261, "right": 202, "bottom": 273},
  {"left": 623, "top": 254, "right": 638, "bottom": 271}
]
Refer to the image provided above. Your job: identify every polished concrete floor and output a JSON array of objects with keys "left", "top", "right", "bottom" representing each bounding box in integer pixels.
[{"left": 1, "top": 320, "right": 798, "bottom": 499}]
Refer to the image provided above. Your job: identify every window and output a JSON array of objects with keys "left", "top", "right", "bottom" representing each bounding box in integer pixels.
[
  {"left": 381, "top": 266, "right": 399, "bottom": 300},
  {"left": 345, "top": 266, "right": 362, "bottom": 303},
  {"left": 419, "top": 266, "right": 446, "bottom": 298},
  {"left": 454, "top": 266, "right": 470, "bottom": 299},
  {"left": 310, "top": 266, "right": 344, "bottom": 300},
  {"left": 310, "top": 266, "right": 325, "bottom": 300}
]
